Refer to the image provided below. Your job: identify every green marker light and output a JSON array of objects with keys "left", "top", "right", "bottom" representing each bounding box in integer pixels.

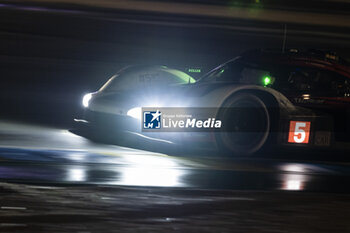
[
  {"left": 263, "top": 76, "right": 271, "bottom": 86},
  {"left": 188, "top": 68, "right": 201, "bottom": 73}
]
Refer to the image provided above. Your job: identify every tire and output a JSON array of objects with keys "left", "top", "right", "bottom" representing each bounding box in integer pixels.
[{"left": 216, "top": 93, "right": 271, "bottom": 155}]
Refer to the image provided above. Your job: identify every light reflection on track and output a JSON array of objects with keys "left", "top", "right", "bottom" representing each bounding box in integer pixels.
[{"left": 0, "top": 121, "right": 349, "bottom": 192}]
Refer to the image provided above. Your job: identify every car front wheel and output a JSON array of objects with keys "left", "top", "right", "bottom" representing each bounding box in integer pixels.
[{"left": 216, "top": 93, "right": 271, "bottom": 156}]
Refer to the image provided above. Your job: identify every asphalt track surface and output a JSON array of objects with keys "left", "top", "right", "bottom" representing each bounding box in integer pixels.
[{"left": 0, "top": 120, "right": 350, "bottom": 192}]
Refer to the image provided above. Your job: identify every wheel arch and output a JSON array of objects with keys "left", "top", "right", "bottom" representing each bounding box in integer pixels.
[
  {"left": 219, "top": 89, "right": 280, "bottom": 129},
  {"left": 216, "top": 89, "right": 282, "bottom": 154}
]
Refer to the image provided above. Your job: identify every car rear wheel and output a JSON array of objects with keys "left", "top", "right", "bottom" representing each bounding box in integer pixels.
[{"left": 216, "top": 93, "right": 271, "bottom": 155}]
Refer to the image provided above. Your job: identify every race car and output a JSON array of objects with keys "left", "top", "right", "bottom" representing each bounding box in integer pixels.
[{"left": 75, "top": 49, "right": 349, "bottom": 155}]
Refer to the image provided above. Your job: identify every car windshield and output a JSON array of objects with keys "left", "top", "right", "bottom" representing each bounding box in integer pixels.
[{"left": 100, "top": 67, "right": 196, "bottom": 92}]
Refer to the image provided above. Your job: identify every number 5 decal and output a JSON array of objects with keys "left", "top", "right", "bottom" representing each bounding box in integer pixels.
[{"left": 288, "top": 121, "right": 311, "bottom": 144}]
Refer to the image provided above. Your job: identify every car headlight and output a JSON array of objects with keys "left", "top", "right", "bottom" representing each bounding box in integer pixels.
[
  {"left": 82, "top": 93, "right": 92, "bottom": 108},
  {"left": 127, "top": 107, "right": 142, "bottom": 120}
]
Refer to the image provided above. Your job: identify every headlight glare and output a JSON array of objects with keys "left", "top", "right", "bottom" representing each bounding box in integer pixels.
[
  {"left": 127, "top": 107, "right": 142, "bottom": 120},
  {"left": 82, "top": 93, "right": 92, "bottom": 108}
]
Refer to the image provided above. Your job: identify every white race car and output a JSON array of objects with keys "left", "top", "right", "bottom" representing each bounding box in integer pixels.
[{"left": 75, "top": 61, "right": 333, "bottom": 155}]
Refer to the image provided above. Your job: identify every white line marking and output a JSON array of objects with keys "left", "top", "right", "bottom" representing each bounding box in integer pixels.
[
  {"left": 1, "top": 206, "right": 27, "bottom": 210},
  {"left": 0, "top": 223, "right": 27, "bottom": 227}
]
